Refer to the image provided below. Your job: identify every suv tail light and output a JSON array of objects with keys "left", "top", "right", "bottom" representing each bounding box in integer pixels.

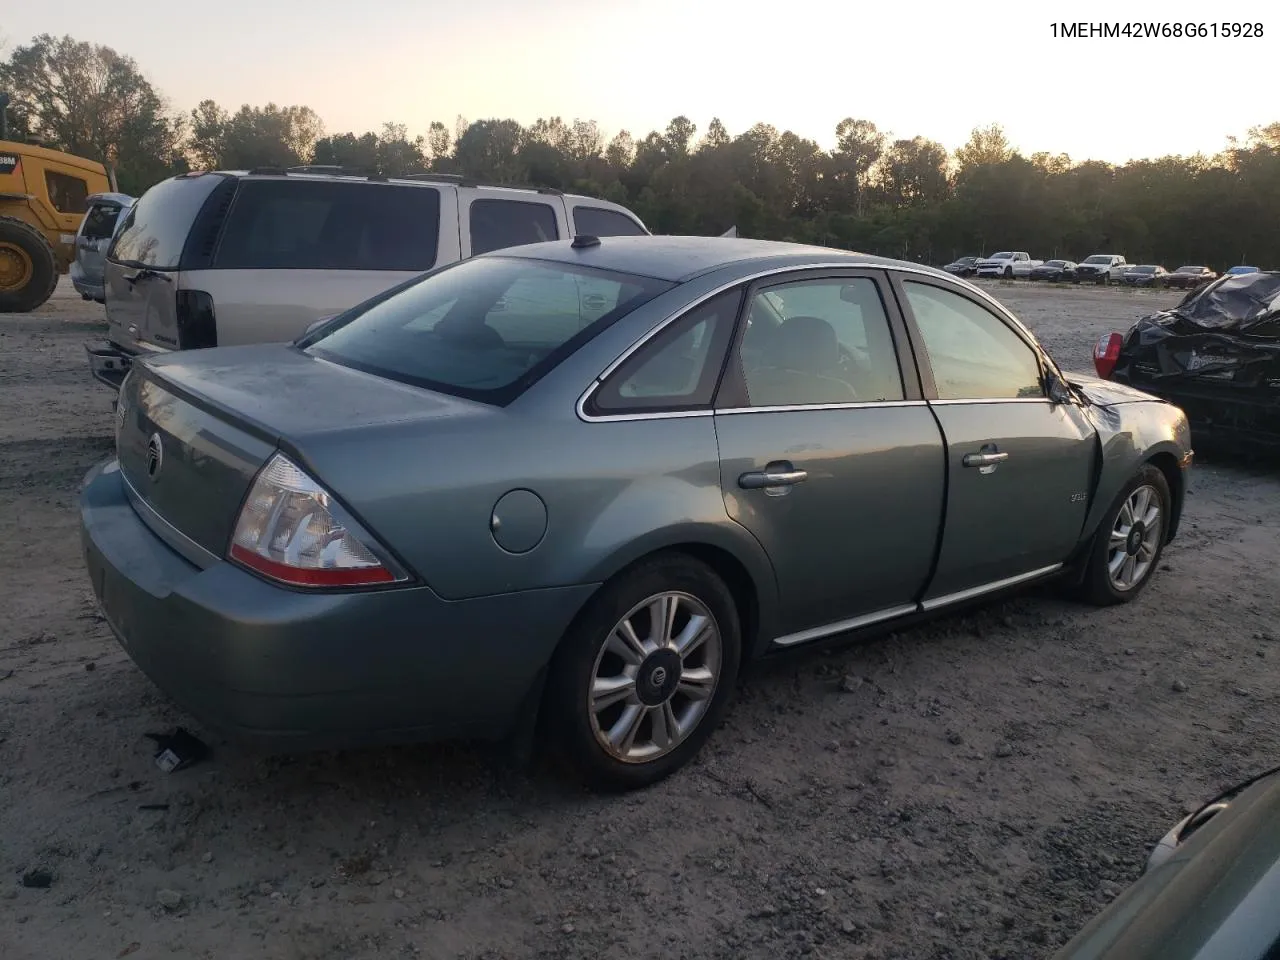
[
  {"left": 175, "top": 290, "right": 218, "bottom": 349},
  {"left": 229, "top": 453, "right": 404, "bottom": 588},
  {"left": 1094, "top": 332, "right": 1124, "bottom": 379}
]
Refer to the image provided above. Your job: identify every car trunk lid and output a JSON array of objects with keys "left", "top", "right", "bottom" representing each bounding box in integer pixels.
[{"left": 117, "top": 345, "right": 493, "bottom": 557}]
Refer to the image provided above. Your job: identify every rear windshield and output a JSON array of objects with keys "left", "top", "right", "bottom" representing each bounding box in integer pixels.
[
  {"left": 1045, "top": 260, "right": 1066, "bottom": 267},
  {"left": 306, "top": 256, "right": 673, "bottom": 404},
  {"left": 1132, "top": 265, "right": 1156, "bottom": 273},
  {"left": 110, "top": 174, "right": 224, "bottom": 269},
  {"left": 81, "top": 202, "right": 126, "bottom": 241},
  {"left": 215, "top": 179, "right": 441, "bottom": 271}
]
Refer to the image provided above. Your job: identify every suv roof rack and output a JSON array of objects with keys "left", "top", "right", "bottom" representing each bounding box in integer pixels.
[
  {"left": 398, "top": 172, "right": 563, "bottom": 196},
  {"left": 244, "top": 165, "right": 389, "bottom": 182}
]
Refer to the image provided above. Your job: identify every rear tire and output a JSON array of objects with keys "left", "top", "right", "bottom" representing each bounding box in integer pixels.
[
  {"left": 1079, "top": 465, "right": 1171, "bottom": 606},
  {"left": 0, "top": 216, "right": 59, "bottom": 313},
  {"left": 543, "top": 554, "right": 742, "bottom": 791}
]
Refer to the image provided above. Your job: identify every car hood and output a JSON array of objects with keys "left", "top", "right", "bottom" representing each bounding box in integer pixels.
[
  {"left": 1065, "top": 371, "right": 1161, "bottom": 406},
  {"left": 141, "top": 343, "right": 495, "bottom": 441}
]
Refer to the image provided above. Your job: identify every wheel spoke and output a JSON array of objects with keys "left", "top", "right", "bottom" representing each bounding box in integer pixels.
[
  {"left": 677, "top": 666, "right": 716, "bottom": 701},
  {"left": 650, "top": 701, "right": 679, "bottom": 750},
  {"left": 1122, "top": 554, "right": 1137, "bottom": 587},
  {"left": 673, "top": 614, "right": 712, "bottom": 657},
  {"left": 607, "top": 620, "right": 648, "bottom": 665},
  {"left": 592, "top": 674, "right": 637, "bottom": 712},
  {"left": 648, "top": 595, "right": 679, "bottom": 648},
  {"left": 1141, "top": 504, "right": 1161, "bottom": 527},
  {"left": 1138, "top": 542, "right": 1155, "bottom": 562},
  {"left": 1119, "top": 500, "right": 1135, "bottom": 526},
  {"left": 1132, "top": 487, "right": 1150, "bottom": 522},
  {"left": 608, "top": 703, "right": 645, "bottom": 752},
  {"left": 1108, "top": 552, "right": 1126, "bottom": 577},
  {"left": 1109, "top": 528, "right": 1128, "bottom": 550}
]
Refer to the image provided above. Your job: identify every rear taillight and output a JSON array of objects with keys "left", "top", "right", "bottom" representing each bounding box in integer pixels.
[
  {"left": 229, "top": 453, "right": 404, "bottom": 588},
  {"left": 1094, "top": 332, "right": 1124, "bottom": 379},
  {"left": 175, "top": 290, "right": 217, "bottom": 349}
]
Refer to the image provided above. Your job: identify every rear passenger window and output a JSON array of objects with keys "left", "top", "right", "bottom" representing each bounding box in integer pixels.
[
  {"left": 735, "top": 277, "right": 904, "bottom": 407},
  {"left": 45, "top": 171, "right": 89, "bottom": 214},
  {"left": 573, "top": 206, "right": 645, "bottom": 237},
  {"left": 470, "top": 199, "right": 559, "bottom": 256},
  {"left": 110, "top": 173, "right": 224, "bottom": 269},
  {"left": 590, "top": 289, "right": 742, "bottom": 415},
  {"left": 214, "top": 180, "right": 441, "bottom": 271},
  {"left": 901, "top": 281, "right": 1044, "bottom": 400}
]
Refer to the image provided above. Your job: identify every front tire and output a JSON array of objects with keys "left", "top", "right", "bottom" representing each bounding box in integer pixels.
[
  {"left": 1004, "top": 266, "right": 1013, "bottom": 279},
  {"left": 0, "top": 216, "right": 59, "bottom": 313},
  {"left": 544, "top": 554, "right": 742, "bottom": 791},
  {"left": 1080, "top": 465, "right": 1171, "bottom": 606}
]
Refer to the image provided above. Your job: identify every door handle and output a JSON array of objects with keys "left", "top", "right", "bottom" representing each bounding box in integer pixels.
[
  {"left": 739, "top": 466, "right": 809, "bottom": 490},
  {"left": 962, "top": 452, "right": 1009, "bottom": 467}
]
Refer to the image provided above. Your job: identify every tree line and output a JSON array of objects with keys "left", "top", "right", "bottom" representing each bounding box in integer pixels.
[{"left": 3, "top": 33, "right": 1278, "bottom": 268}]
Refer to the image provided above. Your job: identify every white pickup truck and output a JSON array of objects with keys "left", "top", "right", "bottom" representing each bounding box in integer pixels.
[
  {"left": 974, "top": 251, "right": 1042, "bottom": 278},
  {"left": 1074, "top": 254, "right": 1129, "bottom": 284}
]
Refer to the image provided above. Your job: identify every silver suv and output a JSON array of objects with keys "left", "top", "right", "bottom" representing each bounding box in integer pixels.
[{"left": 85, "top": 167, "right": 649, "bottom": 389}]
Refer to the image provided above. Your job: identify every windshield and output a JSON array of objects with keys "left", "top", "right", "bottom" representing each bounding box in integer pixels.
[
  {"left": 1045, "top": 260, "right": 1066, "bottom": 267},
  {"left": 1177, "top": 266, "right": 1203, "bottom": 273},
  {"left": 1133, "top": 266, "right": 1156, "bottom": 273},
  {"left": 306, "top": 256, "right": 673, "bottom": 404},
  {"left": 1084, "top": 255, "right": 1112, "bottom": 264},
  {"left": 989, "top": 252, "right": 1012, "bottom": 259}
]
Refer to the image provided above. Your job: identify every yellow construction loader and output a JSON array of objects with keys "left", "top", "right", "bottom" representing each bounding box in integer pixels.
[{"left": 1, "top": 92, "right": 113, "bottom": 312}]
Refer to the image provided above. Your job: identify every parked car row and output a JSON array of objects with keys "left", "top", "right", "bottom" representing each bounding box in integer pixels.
[{"left": 941, "top": 252, "right": 1263, "bottom": 289}]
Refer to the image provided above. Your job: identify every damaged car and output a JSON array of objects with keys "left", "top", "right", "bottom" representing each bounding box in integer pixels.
[{"left": 1094, "top": 270, "right": 1280, "bottom": 448}]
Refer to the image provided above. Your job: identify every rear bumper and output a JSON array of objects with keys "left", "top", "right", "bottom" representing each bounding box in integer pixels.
[
  {"left": 69, "top": 262, "right": 105, "bottom": 302},
  {"left": 79, "top": 459, "right": 596, "bottom": 748},
  {"left": 85, "top": 340, "right": 134, "bottom": 391}
]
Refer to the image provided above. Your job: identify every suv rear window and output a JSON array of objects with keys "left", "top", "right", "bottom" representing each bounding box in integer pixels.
[
  {"left": 214, "top": 179, "right": 440, "bottom": 271},
  {"left": 573, "top": 206, "right": 645, "bottom": 237},
  {"left": 81, "top": 202, "right": 126, "bottom": 240},
  {"left": 306, "top": 256, "right": 672, "bottom": 405},
  {"left": 469, "top": 199, "right": 560, "bottom": 256},
  {"left": 111, "top": 174, "right": 224, "bottom": 269}
]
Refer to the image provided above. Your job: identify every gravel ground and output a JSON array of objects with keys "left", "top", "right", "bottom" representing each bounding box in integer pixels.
[{"left": 3, "top": 278, "right": 1279, "bottom": 960}]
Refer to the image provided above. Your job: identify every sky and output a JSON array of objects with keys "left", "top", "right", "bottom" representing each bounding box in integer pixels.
[{"left": 4, "top": 0, "right": 1275, "bottom": 164}]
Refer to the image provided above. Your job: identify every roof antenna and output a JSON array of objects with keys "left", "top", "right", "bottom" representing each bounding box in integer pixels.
[{"left": 571, "top": 235, "right": 601, "bottom": 249}]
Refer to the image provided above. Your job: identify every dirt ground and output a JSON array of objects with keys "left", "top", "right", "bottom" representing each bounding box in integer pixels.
[{"left": 3, "top": 278, "right": 1279, "bottom": 960}]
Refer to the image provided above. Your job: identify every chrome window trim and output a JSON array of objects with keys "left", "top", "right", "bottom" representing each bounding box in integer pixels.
[
  {"left": 716, "top": 400, "right": 927, "bottom": 416},
  {"left": 575, "top": 260, "right": 1008, "bottom": 423},
  {"left": 929, "top": 397, "right": 1052, "bottom": 406},
  {"left": 920, "top": 563, "right": 1063, "bottom": 612}
]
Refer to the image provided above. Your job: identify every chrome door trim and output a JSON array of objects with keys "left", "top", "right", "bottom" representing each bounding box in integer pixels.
[
  {"left": 771, "top": 603, "right": 918, "bottom": 648},
  {"left": 920, "top": 563, "right": 1063, "bottom": 612},
  {"left": 716, "top": 399, "right": 927, "bottom": 416},
  {"left": 929, "top": 397, "right": 1051, "bottom": 406},
  {"left": 575, "top": 260, "right": 1019, "bottom": 424}
]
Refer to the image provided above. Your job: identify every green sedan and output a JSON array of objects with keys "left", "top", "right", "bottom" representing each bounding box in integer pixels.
[{"left": 79, "top": 236, "right": 1194, "bottom": 790}]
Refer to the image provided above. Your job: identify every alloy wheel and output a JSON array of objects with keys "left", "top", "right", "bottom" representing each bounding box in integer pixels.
[
  {"left": 588, "top": 591, "right": 722, "bottom": 763},
  {"left": 1107, "top": 484, "right": 1163, "bottom": 591}
]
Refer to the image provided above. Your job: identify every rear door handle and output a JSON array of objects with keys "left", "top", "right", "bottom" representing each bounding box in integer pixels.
[
  {"left": 962, "top": 452, "right": 1009, "bottom": 467},
  {"left": 739, "top": 466, "right": 809, "bottom": 490}
]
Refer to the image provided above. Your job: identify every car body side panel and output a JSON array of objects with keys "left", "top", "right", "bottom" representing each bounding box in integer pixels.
[
  {"left": 1079, "top": 399, "right": 1191, "bottom": 543},
  {"left": 715, "top": 406, "right": 945, "bottom": 637},
  {"left": 293, "top": 415, "right": 779, "bottom": 612},
  {"left": 924, "top": 400, "right": 1097, "bottom": 597}
]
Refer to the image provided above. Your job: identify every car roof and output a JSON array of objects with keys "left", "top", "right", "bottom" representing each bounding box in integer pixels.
[
  {"left": 487, "top": 235, "right": 947, "bottom": 283},
  {"left": 208, "top": 168, "right": 621, "bottom": 205}
]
